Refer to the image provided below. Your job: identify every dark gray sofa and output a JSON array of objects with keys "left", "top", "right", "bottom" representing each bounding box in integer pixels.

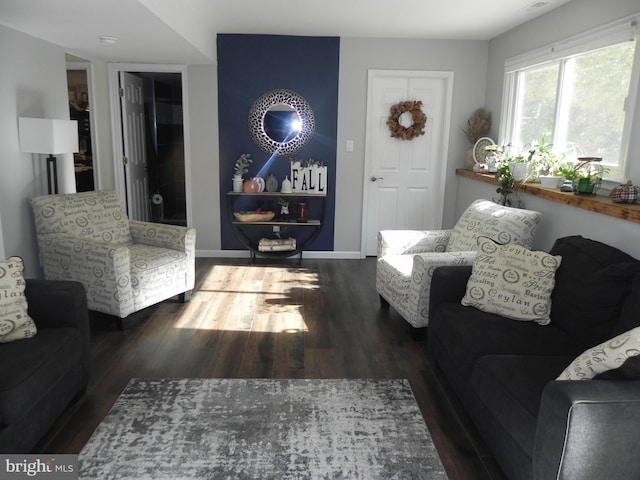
[
  {"left": 428, "top": 235, "right": 640, "bottom": 480},
  {"left": 0, "top": 279, "right": 90, "bottom": 453}
]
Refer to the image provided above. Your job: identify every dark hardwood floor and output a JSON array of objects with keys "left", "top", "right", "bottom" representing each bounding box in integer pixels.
[{"left": 35, "top": 257, "right": 507, "bottom": 480}]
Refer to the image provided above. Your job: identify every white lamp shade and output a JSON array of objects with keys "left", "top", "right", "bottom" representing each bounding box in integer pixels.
[{"left": 19, "top": 117, "right": 79, "bottom": 154}]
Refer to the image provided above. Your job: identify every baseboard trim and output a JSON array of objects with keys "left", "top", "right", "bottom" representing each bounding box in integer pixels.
[{"left": 195, "top": 249, "right": 363, "bottom": 259}]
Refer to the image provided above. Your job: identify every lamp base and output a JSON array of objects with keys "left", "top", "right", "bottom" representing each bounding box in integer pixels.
[{"left": 46, "top": 154, "right": 58, "bottom": 194}]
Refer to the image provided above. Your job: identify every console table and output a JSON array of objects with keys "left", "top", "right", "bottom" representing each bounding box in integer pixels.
[{"left": 227, "top": 192, "right": 326, "bottom": 264}]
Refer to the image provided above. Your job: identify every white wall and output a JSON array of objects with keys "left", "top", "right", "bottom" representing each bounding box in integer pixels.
[
  {"left": 0, "top": 25, "right": 71, "bottom": 277},
  {"left": 463, "top": 0, "right": 640, "bottom": 259},
  {"left": 88, "top": 61, "right": 116, "bottom": 190},
  {"left": 185, "top": 64, "right": 220, "bottom": 252}
]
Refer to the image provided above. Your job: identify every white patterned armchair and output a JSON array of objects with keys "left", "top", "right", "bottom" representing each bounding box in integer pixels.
[
  {"left": 30, "top": 190, "right": 196, "bottom": 324},
  {"left": 376, "top": 199, "right": 541, "bottom": 329}
]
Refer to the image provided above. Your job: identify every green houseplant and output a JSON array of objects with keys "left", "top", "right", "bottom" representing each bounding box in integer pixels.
[
  {"left": 574, "top": 160, "right": 607, "bottom": 194},
  {"left": 556, "top": 159, "right": 609, "bottom": 194},
  {"left": 527, "top": 138, "right": 564, "bottom": 187},
  {"left": 494, "top": 164, "right": 524, "bottom": 207}
]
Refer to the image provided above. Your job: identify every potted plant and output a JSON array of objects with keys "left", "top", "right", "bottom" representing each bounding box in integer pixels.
[
  {"left": 494, "top": 164, "right": 524, "bottom": 207},
  {"left": 483, "top": 142, "right": 527, "bottom": 181},
  {"left": 528, "top": 138, "right": 564, "bottom": 187},
  {"left": 556, "top": 158, "right": 609, "bottom": 194},
  {"left": 555, "top": 162, "right": 578, "bottom": 191},
  {"left": 573, "top": 158, "right": 608, "bottom": 195},
  {"left": 508, "top": 154, "right": 529, "bottom": 182},
  {"left": 234, "top": 153, "right": 252, "bottom": 179},
  {"left": 232, "top": 153, "right": 252, "bottom": 192}
]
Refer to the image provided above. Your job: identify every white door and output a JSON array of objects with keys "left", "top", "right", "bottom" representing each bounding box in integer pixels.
[
  {"left": 362, "top": 70, "right": 453, "bottom": 256},
  {"left": 119, "top": 71, "right": 150, "bottom": 221}
]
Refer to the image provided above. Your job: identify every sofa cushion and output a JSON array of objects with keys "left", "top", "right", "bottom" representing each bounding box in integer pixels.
[
  {"left": 557, "top": 326, "right": 640, "bottom": 380},
  {"left": 471, "top": 354, "right": 573, "bottom": 457},
  {"left": 0, "top": 257, "right": 37, "bottom": 343},
  {"left": 429, "top": 303, "right": 585, "bottom": 377},
  {"left": 0, "top": 328, "right": 82, "bottom": 424},
  {"left": 549, "top": 236, "right": 640, "bottom": 346},
  {"left": 461, "top": 238, "right": 561, "bottom": 325},
  {"left": 446, "top": 199, "right": 541, "bottom": 252}
]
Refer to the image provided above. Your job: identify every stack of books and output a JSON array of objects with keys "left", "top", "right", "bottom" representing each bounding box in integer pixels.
[{"left": 258, "top": 237, "right": 296, "bottom": 252}]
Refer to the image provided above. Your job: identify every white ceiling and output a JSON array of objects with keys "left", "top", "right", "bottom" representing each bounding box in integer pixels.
[{"left": 0, "top": 0, "right": 572, "bottom": 64}]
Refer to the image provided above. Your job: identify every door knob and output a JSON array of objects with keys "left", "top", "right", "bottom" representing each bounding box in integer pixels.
[{"left": 370, "top": 176, "right": 384, "bottom": 182}]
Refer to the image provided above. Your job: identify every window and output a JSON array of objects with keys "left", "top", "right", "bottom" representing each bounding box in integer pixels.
[{"left": 501, "top": 17, "right": 639, "bottom": 181}]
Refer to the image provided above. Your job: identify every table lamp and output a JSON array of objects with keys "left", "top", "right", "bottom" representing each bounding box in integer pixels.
[{"left": 19, "top": 117, "right": 79, "bottom": 194}]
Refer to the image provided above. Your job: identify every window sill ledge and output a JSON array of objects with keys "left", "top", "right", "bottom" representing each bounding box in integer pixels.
[{"left": 456, "top": 169, "right": 640, "bottom": 225}]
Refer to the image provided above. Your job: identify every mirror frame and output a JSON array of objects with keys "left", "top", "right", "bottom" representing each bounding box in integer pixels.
[{"left": 248, "top": 89, "right": 315, "bottom": 156}]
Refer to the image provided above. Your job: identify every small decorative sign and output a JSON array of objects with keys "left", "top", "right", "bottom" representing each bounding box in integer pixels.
[{"left": 290, "top": 160, "right": 327, "bottom": 194}]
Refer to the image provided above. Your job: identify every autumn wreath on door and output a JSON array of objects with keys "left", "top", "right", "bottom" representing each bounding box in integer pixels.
[{"left": 386, "top": 100, "right": 427, "bottom": 140}]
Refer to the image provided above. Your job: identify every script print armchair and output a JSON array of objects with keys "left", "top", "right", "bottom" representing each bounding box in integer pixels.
[
  {"left": 30, "top": 190, "right": 196, "bottom": 323},
  {"left": 376, "top": 199, "right": 541, "bottom": 329}
]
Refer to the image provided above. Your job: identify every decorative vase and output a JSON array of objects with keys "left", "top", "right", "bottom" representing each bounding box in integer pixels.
[
  {"left": 575, "top": 178, "right": 595, "bottom": 195},
  {"left": 266, "top": 174, "right": 278, "bottom": 192},
  {"left": 572, "top": 157, "right": 603, "bottom": 195},
  {"left": 465, "top": 148, "right": 475, "bottom": 170},
  {"left": 232, "top": 175, "right": 243, "bottom": 193},
  {"left": 281, "top": 176, "right": 292, "bottom": 193},
  {"left": 297, "top": 202, "right": 308, "bottom": 223}
]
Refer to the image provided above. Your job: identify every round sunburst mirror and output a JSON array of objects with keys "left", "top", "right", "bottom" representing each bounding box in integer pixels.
[{"left": 248, "top": 89, "right": 315, "bottom": 156}]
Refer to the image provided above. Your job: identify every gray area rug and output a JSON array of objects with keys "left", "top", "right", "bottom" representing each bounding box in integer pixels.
[{"left": 79, "top": 378, "right": 447, "bottom": 479}]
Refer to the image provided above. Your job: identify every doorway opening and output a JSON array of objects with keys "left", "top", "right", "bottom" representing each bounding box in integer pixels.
[
  {"left": 67, "top": 68, "right": 95, "bottom": 191},
  {"left": 112, "top": 66, "right": 188, "bottom": 227},
  {"left": 128, "top": 72, "right": 186, "bottom": 226}
]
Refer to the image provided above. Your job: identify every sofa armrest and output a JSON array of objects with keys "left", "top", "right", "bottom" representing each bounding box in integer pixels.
[
  {"left": 25, "top": 279, "right": 88, "bottom": 330},
  {"left": 377, "top": 229, "right": 451, "bottom": 257},
  {"left": 429, "top": 265, "right": 473, "bottom": 314},
  {"left": 410, "top": 253, "right": 476, "bottom": 325},
  {"left": 37, "top": 234, "right": 130, "bottom": 281},
  {"left": 533, "top": 380, "right": 640, "bottom": 480},
  {"left": 129, "top": 221, "right": 196, "bottom": 254},
  {"left": 24, "top": 279, "right": 90, "bottom": 365},
  {"left": 36, "top": 233, "right": 135, "bottom": 317}
]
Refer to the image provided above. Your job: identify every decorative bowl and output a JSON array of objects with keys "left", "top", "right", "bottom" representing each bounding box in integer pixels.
[{"left": 234, "top": 211, "right": 275, "bottom": 222}]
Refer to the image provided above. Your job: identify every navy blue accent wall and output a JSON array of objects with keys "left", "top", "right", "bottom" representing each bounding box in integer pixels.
[{"left": 217, "top": 34, "right": 339, "bottom": 251}]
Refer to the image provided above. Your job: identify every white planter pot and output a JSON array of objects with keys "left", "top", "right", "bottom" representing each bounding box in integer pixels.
[
  {"left": 539, "top": 175, "right": 562, "bottom": 188},
  {"left": 232, "top": 175, "right": 243, "bottom": 193},
  {"left": 509, "top": 162, "right": 528, "bottom": 181}
]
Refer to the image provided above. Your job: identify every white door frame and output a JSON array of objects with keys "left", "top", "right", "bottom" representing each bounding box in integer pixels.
[
  {"left": 107, "top": 63, "right": 192, "bottom": 225},
  {"left": 360, "top": 69, "right": 454, "bottom": 256},
  {"left": 66, "top": 61, "right": 100, "bottom": 190}
]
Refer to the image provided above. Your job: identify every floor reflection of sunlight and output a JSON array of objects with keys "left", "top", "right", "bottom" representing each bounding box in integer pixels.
[{"left": 173, "top": 264, "right": 318, "bottom": 333}]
